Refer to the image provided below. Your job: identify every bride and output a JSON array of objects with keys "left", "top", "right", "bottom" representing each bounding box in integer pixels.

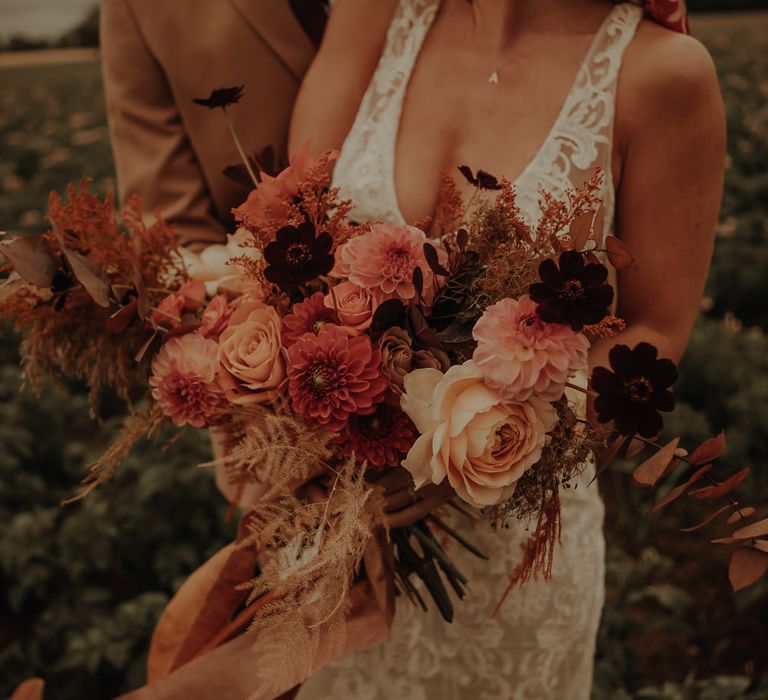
[{"left": 289, "top": 0, "right": 724, "bottom": 698}]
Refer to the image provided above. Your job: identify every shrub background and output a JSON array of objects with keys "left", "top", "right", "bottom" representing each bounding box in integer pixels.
[{"left": 1, "top": 10, "right": 767, "bottom": 700}]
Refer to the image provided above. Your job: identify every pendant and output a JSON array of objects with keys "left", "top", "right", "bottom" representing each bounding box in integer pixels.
[{"left": 488, "top": 69, "right": 499, "bottom": 86}]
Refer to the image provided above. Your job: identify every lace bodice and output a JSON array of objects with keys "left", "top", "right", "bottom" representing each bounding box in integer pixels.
[
  {"left": 332, "top": 0, "right": 642, "bottom": 233},
  {"left": 301, "top": 4, "right": 643, "bottom": 699}
]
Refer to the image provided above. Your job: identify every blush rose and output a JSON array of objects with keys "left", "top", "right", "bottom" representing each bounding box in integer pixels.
[
  {"left": 324, "top": 281, "right": 378, "bottom": 336},
  {"left": 400, "top": 361, "right": 558, "bottom": 508},
  {"left": 217, "top": 296, "right": 286, "bottom": 405}
]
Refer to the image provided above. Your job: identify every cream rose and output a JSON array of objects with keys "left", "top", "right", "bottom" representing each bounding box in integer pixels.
[
  {"left": 180, "top": 228, "right": 262, "bottom": 295},
  {"left": 401, "top": 361, "right": 558, "bottom": 507},
  {"left": 324, "top": 281, "right": 377, "bottom": 335},
  {"left": 217, "top": 296, "right": 285, "bottom": 404}
]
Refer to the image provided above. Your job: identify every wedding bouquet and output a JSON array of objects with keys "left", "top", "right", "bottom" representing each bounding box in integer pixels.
[{"left": 1, "top": 88, "right": 766, "bottom": 663}]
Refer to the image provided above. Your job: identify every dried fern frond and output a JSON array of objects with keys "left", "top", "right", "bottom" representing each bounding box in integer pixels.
[
  {"left": 239, "top": 458, "right": 385, "bottom": 695},
  {"left": 206, "top": 404, "right": 338, "bottom": 501},
  {"left": 63, "top": 405, "right": 165, "bottom": 504}
]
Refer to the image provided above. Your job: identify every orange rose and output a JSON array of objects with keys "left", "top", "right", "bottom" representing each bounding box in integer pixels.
[
  {"left": 217, "top": 297, "right": 285, "bottom": 405},
  {"left": 401, "top": 361, "right": 558, "bottom": 507},
  {"left": 324, "top": 281, "right": 377, "bottom": 336}
]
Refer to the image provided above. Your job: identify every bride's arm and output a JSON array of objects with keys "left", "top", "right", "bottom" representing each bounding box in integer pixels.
[
  {"left": 588, "top": 25, "right": 726, "bottom": 406},
  {"left": 289, "top": 0, "right": 399, "bottom": 154}
]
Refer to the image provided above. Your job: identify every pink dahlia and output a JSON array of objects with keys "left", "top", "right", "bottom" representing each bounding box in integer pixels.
[
  {"left": 334, "top": 222, "right": 441, "bottom": 303},
  {"left": 281, "top": 291, "right": 338, "bottom": 348},
  {"left": 339, "top": 402, "right": 417, "bottom": 469},
  {"left": 287, "top": 324, "right": 387, "bottom": 431},
  {"left": 150, "top": 333, "right": 228, "bottom": 428},
  {"left": 472, "top": 295, "right": 589, "bottom": 402}
]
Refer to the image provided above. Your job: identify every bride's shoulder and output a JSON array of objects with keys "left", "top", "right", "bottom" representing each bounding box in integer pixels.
[
  {"left": 616, "top": 19, "right": 724, "bottom": 144},
  {"left": 620, "top": 20, "right": 721, "bottom": 113},
  {"left": 289, "top": 0, "right": 399, "bottom": 153},
  {"left": 321, "top": 0, "right": 399, "bottom": 57}
]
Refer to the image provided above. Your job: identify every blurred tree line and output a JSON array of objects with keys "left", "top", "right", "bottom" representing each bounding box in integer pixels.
[
  {"left": 1, "top": 1, "right": 768, "bottom": 53},
  {"left": 0, "top": 7, "right": 99, "bottom": 52}
]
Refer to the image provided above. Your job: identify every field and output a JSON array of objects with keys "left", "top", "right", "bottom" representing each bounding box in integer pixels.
[{"left": 2, "top": 13, "right": 768, "bottom": 700}]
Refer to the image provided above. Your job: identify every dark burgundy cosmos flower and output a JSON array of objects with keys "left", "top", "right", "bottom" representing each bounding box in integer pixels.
[
  {"left": 529, "top": 250, "right": 614, "bottom": 331},
  {"left": 263, "top": 221, "right": 334, "bottom": 292},
  {"left": 591, "top": 342, "right": 678, "bottom": 438},
  {"left": 340, "top": 402, "right": 417, "bottom": 469},
  {"left": 192, "top": 86, "right": 244, "bottom": 109},
  {"left": 457, "top": 165, "right": 503, "bottom": 191}
]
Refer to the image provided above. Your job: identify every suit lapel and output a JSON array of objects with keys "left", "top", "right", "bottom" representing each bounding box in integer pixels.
[{"left": 226, "top": 0, "right": 317, "bottom": 80}]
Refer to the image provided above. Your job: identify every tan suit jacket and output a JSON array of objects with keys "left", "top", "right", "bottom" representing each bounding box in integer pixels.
[{"left": 100, "top": 0, "right": 317, "bottom": 247}]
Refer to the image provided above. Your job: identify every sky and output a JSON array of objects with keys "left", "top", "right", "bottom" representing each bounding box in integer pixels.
[{"left": 0, "top": 0, "right": 97, "bottom": 39}]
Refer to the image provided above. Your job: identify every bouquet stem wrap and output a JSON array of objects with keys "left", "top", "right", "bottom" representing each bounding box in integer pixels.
[{"left": 121, "top": 530, "right": 394, "bottom": 700}]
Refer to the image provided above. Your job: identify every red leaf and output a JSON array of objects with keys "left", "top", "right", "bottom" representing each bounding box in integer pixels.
[
  {"left": 633, "top": 438, "right": 680, "bottom": 487},
  {"left": 8, "top": 678, "right": 45, "bottom": 700},
  {"left": 50, "top": 220, "right": 110, "bottom": 307},
  {"left": 132, "top": 263, "right": 150, "bottom": 321},
  {"left": 728, "top": 548, "right": 768, "bottom": 592},
  {"left": 423, "top": 243, "right": 449, "bottom": 277},
  {"left": 0, "top": 235, "right": 58, "bottom": 287},
  {"left": 727, "top": 507, "right": 756, "bottom": 525},
  {"left": 63, "top": 248, "right": 111, "bottom": 308},
  {"left": 627, "top": 437, "right": 648, "bottom": 459},
  {"left": 456, "top": 228, "right": 469, "bottom": 252},
  {"left": 711, "top": 536, "right": 739, "bottom": 545},
  {"left": 679, "top": 504, "right": 731, "bottom": 532},
  {"left": 134, "top": 331, "right": 158, "bottom": 363},
  {"left": 650, "top": 464, "right": 713, "bottom": 513},
  {"left": 689, "top": 468, "right": 748, "bottom": 501},
  {"left": 105, "top": 298, "right": 138, "bottom": 333},
  {"left": 592, "top": 207, "right": 605, "bottom": 247},
  {"left": 733, "top": 516, "right": 768, "bottom": 540},
  {"left": 689, "top": 432, "right": 726, "bottom": 466},
  {"left": 568, "top": 212, "right": 593, "bottom": 251},
  {"left": 605, "top": 236, "right": 635, "bottom": 270},
  {"left": 591, "top": 435, "right": 631, "bottom": 485}
]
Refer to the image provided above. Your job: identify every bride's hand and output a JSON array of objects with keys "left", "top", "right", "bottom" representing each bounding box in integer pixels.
[{"left": 370, "top": 468, "right": 453, "bottom": 530}]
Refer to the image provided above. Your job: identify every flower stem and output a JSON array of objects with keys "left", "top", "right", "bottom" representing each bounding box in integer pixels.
[
  {"left": 223, "top": 107, "right": 259, "bottom": 189},
  {"left": 565, "top": 381, "right": 596, "bottom": 396}
]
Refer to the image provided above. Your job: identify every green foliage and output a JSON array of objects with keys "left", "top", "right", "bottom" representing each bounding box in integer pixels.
[
  {"left": 0, "top": 61, "right": 114, "bottom": 237},
  {"left": 57, "top": 8, "right": 100, "bottom": 49},
  {"left": 1, "top": 12, "right": 768, "bottom": 699},
  {"left": 0, "top": 328, "right": 235, "bottom": 697}
]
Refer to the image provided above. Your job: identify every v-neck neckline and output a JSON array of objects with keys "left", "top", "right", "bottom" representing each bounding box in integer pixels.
[{"left": 389, "top": 1, "right": 622, "bottom": 225}]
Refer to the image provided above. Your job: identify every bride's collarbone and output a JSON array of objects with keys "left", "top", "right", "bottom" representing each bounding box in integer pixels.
[
  {"left": 394, "top": 64, "right": 583, "bottom": 224},
  {"left": 392, "top": 12, "right": 615, "bottom": 222}
]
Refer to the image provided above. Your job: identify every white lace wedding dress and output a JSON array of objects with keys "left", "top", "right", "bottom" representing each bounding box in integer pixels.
[{"left": 299, "top": 3, "right": 643, "bottom": 698}]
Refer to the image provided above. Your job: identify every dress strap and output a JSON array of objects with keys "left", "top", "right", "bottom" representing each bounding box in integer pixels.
[
  {"left": 514, "top": 2, "right": 643, "bottom": 236},
  {"left": 332, "top": 0, "right": 440, "bottom": 225}
]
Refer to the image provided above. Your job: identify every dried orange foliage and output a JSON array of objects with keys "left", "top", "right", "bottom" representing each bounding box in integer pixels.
[
  {"left": 1, "top": 183, "right": 185, "bottom": 413},
  {"left": 534, "top": 168, "right": 604, "bottom": 248},
  {"left": 431, "top": 169, "right": 465, "bottom": 234},
  {"left": 238, "top": 458, "right": 385, "bottom": 696},
  {"left": 468, "top": 173, "right": 605, "bottom": 311}
]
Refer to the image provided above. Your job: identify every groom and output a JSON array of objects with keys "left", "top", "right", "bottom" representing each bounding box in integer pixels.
[{"left": 101, "top": 0, "right": 327, "bottom": 248}]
